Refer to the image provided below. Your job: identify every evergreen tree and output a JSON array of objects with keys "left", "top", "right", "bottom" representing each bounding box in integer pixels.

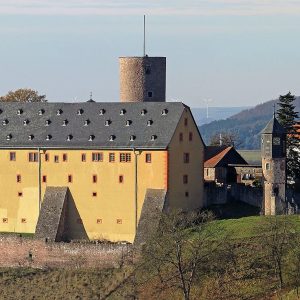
[{"left": 277, "top": 92, "right": 300, "bottom": 185}]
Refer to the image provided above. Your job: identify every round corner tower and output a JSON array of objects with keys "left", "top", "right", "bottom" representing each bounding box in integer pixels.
[
  {"left": 119, "top": 56, "right": 166, "bottom": 102},
  {"left": 261, "top": 115, "right": 286, "bottom": 215}
]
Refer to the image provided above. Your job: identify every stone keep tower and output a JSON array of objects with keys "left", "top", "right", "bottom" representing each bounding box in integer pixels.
[
  {"left": 261, "top": 115, "right": 286, "bottom": 215},
  {"left": 119, "top": 56, "right": 166, "bottom": 102}
]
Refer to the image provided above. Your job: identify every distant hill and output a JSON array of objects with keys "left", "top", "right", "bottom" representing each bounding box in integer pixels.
[
  {"left": 192, "top": 106, "right": 251, "bottom": 126},
  {"left": 199, "top": 97, "right": 300, "bottom": 150}
]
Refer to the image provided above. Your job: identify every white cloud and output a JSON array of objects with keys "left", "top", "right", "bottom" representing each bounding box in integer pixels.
[{"left": 1, "top": 0, "right": 300, "bottom": 16}]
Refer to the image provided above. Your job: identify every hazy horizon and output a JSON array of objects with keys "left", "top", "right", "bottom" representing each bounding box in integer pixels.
[{"left": 1, "top": 1, "right": 300, "bottom": 108}]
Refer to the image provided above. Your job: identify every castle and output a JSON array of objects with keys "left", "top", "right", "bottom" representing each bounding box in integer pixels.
[{"left": 0, "top": 56, "right": 205, "bottom": 242}]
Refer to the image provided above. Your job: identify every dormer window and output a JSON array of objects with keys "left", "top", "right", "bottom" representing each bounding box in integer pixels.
[
  {"left": 105, "top": 120, "right": 111, "bottom": 126},
  {"left": 46, "top": 135, "right": 52, "bottom": 141},
  {"left": 99, "top": 109, "right": 105, "bottom": 115},
  {"left": 17, "top": 109, "right": 23, "bottom": 115},
  {"left": 23, "top": 119, "right": 29, "bottom": 126},
  {"left": 151, "top": 135, "right": 157, "bottom": 141},
  {"left": 45, "top": 119, "right": 51, "bottom": 126},
  {"left": 28, "top": 135, "right": 34, "bottom": 141},
  {"left": 125, "top": 120, "right": 132, "bottom": 126},
  {"left": 67, "top": 135, "right": 73, "bottom": 141},
  {"left": 84, "top": 119, "right": 90, "bottom": 126},
  {"left": 77, "top": 109, "right": 84, "bottom": 115},
  {"left": 2, "top": 119, "right": 8, "bottom": 125},
  {"left": 62, "top": 120, "right": 68, "bottom": 126},
  {"left": 162, "top": 109, "right": 168, "bottom": 115},
  {"left": 38, "top": 109, "right": 45, "bottom": 115},
  {"left": 109, "top": 135, "right": 116, "bottom": 141},
  {"left": 147, "top": 120, "right": 153, "bottom": 126},
  {"left": 56, "top": 109, "right": 62, "bottom": 116},
  {"left": 130, "top": 135, "right": 136, "bottom": 141},
  {"left": 0, "top": 109, "right": 2, "bottom": 114},
  {"left": 120, "top": 109, "right": 126, "bottom": 115},
  {"left": 141, "top": 109, "right": 147, "bottom": 116},
  {"left": 6, "top": 134, "right": 12, "bottom": 141},
  {"left": 88, "top": 135, "right": 95, "bottom": 141}
]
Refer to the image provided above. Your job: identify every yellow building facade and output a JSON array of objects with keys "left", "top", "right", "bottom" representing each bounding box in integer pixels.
[{"left": 0, "top": 102, "right": 204, "bottom": 242}]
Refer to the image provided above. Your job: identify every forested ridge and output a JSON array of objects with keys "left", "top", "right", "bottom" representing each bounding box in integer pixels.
[{"left": 199, "top": 97, "right": 300, "bottom": 149}]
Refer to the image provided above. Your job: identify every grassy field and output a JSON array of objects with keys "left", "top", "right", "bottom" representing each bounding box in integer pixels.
[{"left": 1, "top": 215, "right": 300, "bottom": 299}]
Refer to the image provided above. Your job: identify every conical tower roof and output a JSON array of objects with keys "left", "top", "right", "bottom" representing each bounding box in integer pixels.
[{"left": 261, "top": 115, "right": 286, "bottom": 135}]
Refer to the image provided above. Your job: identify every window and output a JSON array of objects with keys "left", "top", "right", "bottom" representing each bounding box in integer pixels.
[
  {"left": 6, "top": 134, "right": 12, "bottom": 141},
  {"left": 88, "top": 135, "right": 95, "bottom": 141},
  {"left": 104, "top": 120, "right": 111, "bottom": 126},
  {"left": 183, "top": 153, "right": 190, "bottom": 164},
  {"left": 99, "top": 109, "right": 105, "bottom": 115},
  {"left": 46, "top": 135, "right": 52, "bottom": 141},
  {"left": 92, "top": 192, "right": 97, "bottom": 197},
  {"left": 18, "top": 192, "right": 23, "bottom": 197},
  {"left": 42, "top": 175, "right": 47, "bottom": 183},
  {"left": 185, "top": 191, "right": 189, "bottom": 197},
  {"left": 62, "top": 153, "right": 68, "bottom": 162},
  {"left": 81, "top": 153, "right": 86, "bottom": 162},
  {"left": 97, "top": 219, "right": 102, "bottom": 224},
  {"left": 62, "top": 120, "right": 68, "bottom": 126},
  {"left": 84, "top": 119, "right": 90, "bottom": 126},
  {"left": 145, "top": 153, "right": 152, "bottom": 163},
  {"left": 119, "top": 175, "right": 124, "bottom": 183},
  {"left": 2, "top": 218, "right": 8, "bottom": 223},
  {"left": 28, "top": 152, "right": 38, "bottom": 162},
  {"left": 16, "top": 175, "right": 21, "bottom": 183},
  {"left": 23, "top": 119, "right": 29, "bottom": 126},
  {"left": 109, "top": 153, "right": 115, "bottom": 162},
  {"left": 54, "top": 155, "right": 59, "bottom": 163},
  {"left": 145, "top": 65, "right": 151, "bottom": 74},
  {"left": 179, "top": 133, "right": 183, "bottom": 142},
  {"left": 141, "top": 109, "right": 147, "bottom": 115},
  {"left": 92, "top": 152, "right": 103, "bottom": 162},
  {"left": 189, "top": 132, "right": 193, "bottom": 141},
  {"left": 109, "top": 135, "right": 116, "bottom": 141},
  {"left": 148, "top": 91, "right": 153, "bottom": 98},
  {"left": 21, "top": 218, "right": 27, "bottom": 223},
  {"left": 184, "top": 118, "right": 188, "bottom": 126},
  {"left": 147, "top": 120, "right": 153, "bottom": 126},
  {"left": 9, "top": 152, "right": 16, "bottom": 161},
  {"left": 45, "top": 119, "right": 51, "bottom": 126},
  {"left": 151, "top": 135, "right": 157, "bottom": 141},
  {"left": 56, "top": 109, "right": 62, "bottom": 115},
  {"left": 117, "top": 219, "right": 122, "bottom": 224},
  {"left": 92, "top": 175, "right": 97, "bottom": 183},
  {"left": 38, "top": 109, "right": 44, "bottom": 115},
  {"left": 28, "top": 135, "right": 34, "bottom": 141},
  {"left": 129, "top": 135, "right": 135, "bottom": 141},
  {"left": 125, "top": 120, "right": 131, "bottom": 126},
  {"left": 67, "top": 135, "right": 73, "bottom": 141},
  {"left": 120, "top": 109, "right": 126, "bottom": 115},
  {"left": 45, "top": 153, "right": 49, "bottom": 162},
  {"left": 266, "top": 163, "right": 271, "bottom": 170},
  {"left": 183, "top": 175, "right": 188, "bottom": 184},
  {"left": 68, "top": 175, "right": 73, "bottom": 183},
  {"left": 77, "top": 109, "right": 83, "bottom": 115},
  {"left": 120, "top": 153, "right": 131, "bottom": 163},
  {"left": 17, "top": 109, "right": 23, "bottom": 115},
  {"left": 161, "top": 109, "right": 168, "bottom": 115}
]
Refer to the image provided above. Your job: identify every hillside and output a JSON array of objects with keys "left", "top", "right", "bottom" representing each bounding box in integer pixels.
[
  {"left": 199, "top": 97, "right": 300, "bottom": 149},
  {"left": 1, "top": 215, "right": 300, "bottom": 299}
]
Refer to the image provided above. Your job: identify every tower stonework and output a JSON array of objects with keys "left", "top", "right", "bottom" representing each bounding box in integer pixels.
[
  {"left": 261, "top": 115, "right": 286, "bottom": 215},
  {"left": 119, "top": 56, "right": 166, "bottom": 102}
]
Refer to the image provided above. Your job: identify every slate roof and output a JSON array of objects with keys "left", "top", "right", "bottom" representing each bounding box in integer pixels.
[
  {"left": 261, "top": 116, "right": 286, "bottom": 135},
  {"left": 0, "top": 102, "right": 187, "bottom": 149},
  {"left": 205, "top": 146, "right": 248, "bottom": 168}
]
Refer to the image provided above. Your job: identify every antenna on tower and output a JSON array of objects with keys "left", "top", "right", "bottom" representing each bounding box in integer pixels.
[{"left": 143, "top": 15, "right": 146, "bottom": 57}]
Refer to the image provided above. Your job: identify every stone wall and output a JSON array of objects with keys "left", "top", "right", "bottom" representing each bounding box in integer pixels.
[
  {"left": 0, "top": 234, "right": 131, "bottom": 269},
  {"left": 119, "top": 57, "right": 166, "bottom": 102},
  {"left": 205, "top": 182, "right": 262, "bottom": 209}
]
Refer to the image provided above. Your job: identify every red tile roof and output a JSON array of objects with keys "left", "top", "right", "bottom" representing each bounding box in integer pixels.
[{"left": 204, "top": 146, "right": 233, "bottom": 168}]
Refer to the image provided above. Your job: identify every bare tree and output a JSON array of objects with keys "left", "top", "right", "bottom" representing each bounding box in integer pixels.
[
  {"left": 260, "top": 216, "right": 295, "bottom": 290},
  {"left": 139, "top": 210, "right": 225, "bottom": 300},
  {"left": 0, "top": 88, "right": 47, "bottom": 102},
  {"left": 209, "top": 131, "right": 241, "bottom": 147}
]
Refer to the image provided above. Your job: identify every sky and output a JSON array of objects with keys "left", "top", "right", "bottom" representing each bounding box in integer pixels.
[{"left": 1, "top": 1, "right": 300, "bottom": 108}]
